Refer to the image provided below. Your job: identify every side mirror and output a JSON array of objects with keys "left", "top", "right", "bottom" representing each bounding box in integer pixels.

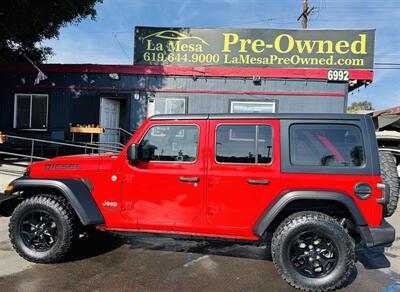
[{"left": 127, "top": 143, "right": 138, "bottom": 163}]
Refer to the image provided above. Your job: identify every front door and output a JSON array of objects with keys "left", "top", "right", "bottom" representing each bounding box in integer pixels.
[
  {"left": 100, "top": 98, "right": 120, "bottom": 145},
  {"left": 121, "top": 121, "right": 206, "bottom": 228},
  {"left": 206, "top": 120, "right": 281, "bottom": 228}
]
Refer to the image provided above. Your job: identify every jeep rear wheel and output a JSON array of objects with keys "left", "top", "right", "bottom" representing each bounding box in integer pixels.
[
  {"left": 379, "top": 151, "right": 399, "bottom": 217},
  {"left": 271, "top": 211, "right": 354, "bottom": 291},
  {"left": 9, "top": 195, "right": 78, "bottom": 263}
]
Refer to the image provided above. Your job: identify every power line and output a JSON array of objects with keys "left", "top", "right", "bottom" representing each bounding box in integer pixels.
[
  {"left": 375, "top": 62, "right": 400, "bottom": 66},
  {"left": 322, "top": 6, "right": 400, "bottom": 9},
  {"left": 112, "top": 32, "right": 131, "bottom": 63},
  {"left": 199, "top": 16, "right": 299, "bottom": 28},
  {"left": 66, "top": 15, "right": 300, "bottom": 33},
  {"left": 374, "top": 68, "right": 400, "bottom": 70}
]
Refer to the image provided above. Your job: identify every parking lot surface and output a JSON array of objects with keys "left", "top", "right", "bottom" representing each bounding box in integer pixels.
[{"left": 0, "top": 173, "right": 399, "bottom": 292}]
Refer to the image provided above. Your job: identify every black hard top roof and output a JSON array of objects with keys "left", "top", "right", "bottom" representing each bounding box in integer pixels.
[{"left": 150, "top": 113, "right": 365, "bottom": 121}]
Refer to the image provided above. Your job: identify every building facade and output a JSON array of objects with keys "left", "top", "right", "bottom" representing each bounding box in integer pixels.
[
  {"left": 0, "top": 64, "right": 372, "bottom": 146},
  {"left": 0, "top": 27, "right": 376, "bottom": 149}
]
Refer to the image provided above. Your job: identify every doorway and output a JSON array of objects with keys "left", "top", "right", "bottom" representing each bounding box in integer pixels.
[{"left": 99, "top": 98, "right": 120, "bottom": 146}]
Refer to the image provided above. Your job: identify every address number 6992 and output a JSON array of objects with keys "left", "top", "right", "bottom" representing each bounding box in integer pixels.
[{"left": 328, "top": 70, "right": 349, "bottom": 81}]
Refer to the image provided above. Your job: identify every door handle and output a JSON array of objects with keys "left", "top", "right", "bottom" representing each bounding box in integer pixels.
[
  {"left": 247, "top": 179, "right": 269, "bottom": 185},
  {"left": 179, "top": 177, "right": 199, "bottom": 183}
]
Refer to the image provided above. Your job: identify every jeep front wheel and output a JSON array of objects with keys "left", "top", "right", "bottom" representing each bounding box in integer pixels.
[
  {"left": 271, "top": 211, "right": 354, "bottom": 291},
  {"left": 9, "top": 194, "right": 78, "bottom": 263}
]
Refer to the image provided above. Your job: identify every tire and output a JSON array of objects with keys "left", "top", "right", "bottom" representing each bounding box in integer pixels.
[
  {"left": 9, "top": 194, "right": 79, "bottom": 263},
  {"left": 379, "top": 151, "right": 399, "bottom": 217},
  {"left": 271, "top": 211, "right": 354, "bottom": 291}
]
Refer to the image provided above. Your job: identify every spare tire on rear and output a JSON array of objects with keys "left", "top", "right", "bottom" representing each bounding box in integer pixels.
[{"left": 379, "top": 151, "right": 399, "bottom": 217}]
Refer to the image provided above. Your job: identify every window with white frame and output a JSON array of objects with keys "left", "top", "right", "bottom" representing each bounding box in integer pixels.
[
  {"left": 148, "top": 97, "right": 187, "bottom": 117},
  {"left": 14, "top": 94, "right": 48, "bottom": 130},
  {"left": 230, "top": 100, "right": 275, "bottom": 113}
]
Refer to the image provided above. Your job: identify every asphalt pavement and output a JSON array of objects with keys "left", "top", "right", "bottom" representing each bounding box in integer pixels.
[{"left": 0, "top": 172, "right": 399, "bottom": 292}]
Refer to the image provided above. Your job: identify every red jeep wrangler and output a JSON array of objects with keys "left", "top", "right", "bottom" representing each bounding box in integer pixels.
[{"left": 0, "top": 114, "right": 398, "bottom": 291}]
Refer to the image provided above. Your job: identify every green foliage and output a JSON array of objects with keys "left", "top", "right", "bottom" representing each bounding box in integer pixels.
[
  {"left": 347, "top": 101, "right": 375, "bottom": 112},
  {"left": 0, "top": 0, "right": 102, "bottom": 63}
]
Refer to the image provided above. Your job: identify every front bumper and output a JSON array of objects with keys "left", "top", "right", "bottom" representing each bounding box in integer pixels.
[
  {"left": 0, "top": 192, "right": 16, "bottom": 217},
  {"left": 0, "top": 192, "right": 11, "bottom": 203},
  {"left": 359, "top": 219, "right": 395, "bottom": 248}
]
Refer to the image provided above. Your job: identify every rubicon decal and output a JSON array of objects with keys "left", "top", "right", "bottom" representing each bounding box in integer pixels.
[
  {"left": 134, "top": 27, "right": 375, "bottom": 70},
  {"left": 44, "top": 164, "right": 80, "bottom": 170}
]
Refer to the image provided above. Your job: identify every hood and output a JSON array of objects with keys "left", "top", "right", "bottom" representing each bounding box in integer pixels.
[
  {"left": 45, "top": 153, "right": 115, "bottom": 161},
  {"left": 28, "top": 153, "right": 118, "bottom": 176}
]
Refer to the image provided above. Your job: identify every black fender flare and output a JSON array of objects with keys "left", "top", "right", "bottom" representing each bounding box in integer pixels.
[
  {"left": 0, "top": 177, "right": 104, "bottom": 225},
  {"left": 253, "top": 190, "right": 367, "bottom": 236}
]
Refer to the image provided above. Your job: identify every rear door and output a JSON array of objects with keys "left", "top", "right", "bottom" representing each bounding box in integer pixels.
[{"left": 206, "top": 119, "right": 281, "bottom": 228}]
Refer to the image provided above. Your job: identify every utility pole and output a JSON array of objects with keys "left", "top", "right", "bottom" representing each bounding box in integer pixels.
[
  {"left": 302, "top": 0, "right": 309, "bottom": 29},
  {"left": 297, "top": 0, "right": 315, "bottom": 29}
]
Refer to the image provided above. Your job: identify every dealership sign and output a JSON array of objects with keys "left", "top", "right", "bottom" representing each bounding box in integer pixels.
[{"left": 134, "top": 27, "right": 375, "bottom": 70}]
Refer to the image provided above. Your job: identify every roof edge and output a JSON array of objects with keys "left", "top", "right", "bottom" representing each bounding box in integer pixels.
[
  {"left": 0, "top": 64, "right": 374, "bottom": 81},
  {"left": 150, "top": 113, "right": 365, "bottom": 121}
]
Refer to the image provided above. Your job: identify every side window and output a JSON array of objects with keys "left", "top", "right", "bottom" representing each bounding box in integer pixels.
[
  {"left": 290, "top": 124, "right": 365, "bottom": 167},
  {"left": 147, "top": 97, "right": 186, "bottom": 117},
  {"left": 138, "top": 125, "right": 199, "bottom": 162},
  {"left": 216, "top": 124, "right": 273, "bottom": 164},
  {"left": 230, "top": 101, "right": 275, "bottom": 113},
  {"left": 14, "top": 94, "right": 48, "bottom": 130}
]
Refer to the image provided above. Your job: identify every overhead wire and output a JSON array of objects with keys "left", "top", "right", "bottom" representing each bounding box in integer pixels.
[{"left": 112, "top": 32, "right": 131, "bottom": 63}]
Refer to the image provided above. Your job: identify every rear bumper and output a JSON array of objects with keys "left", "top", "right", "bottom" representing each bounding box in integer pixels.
[{"left": 359, "top": 219, "right": 395, "bottom": 248}]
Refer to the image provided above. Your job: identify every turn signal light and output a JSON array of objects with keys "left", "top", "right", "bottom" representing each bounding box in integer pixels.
[{"left": 23, "top": 166, "right": 31, "bottom": 177}]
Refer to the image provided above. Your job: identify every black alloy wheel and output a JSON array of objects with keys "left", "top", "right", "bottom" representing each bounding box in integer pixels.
[
  {"left": 271, "top": 211, "right": 354, "bottom": 291},
  {"left": 9, "top": 195, "right": 78, "bottom": 263},
  {"left": 289, "top": 231, "right": 337, "bottom": 278},
  {"left": 20, "top": 210, "right": 58, "bottom": 251}
]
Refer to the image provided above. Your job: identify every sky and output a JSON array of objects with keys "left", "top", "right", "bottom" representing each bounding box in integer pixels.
[{"left": 42, "top": 0, "right": 400, "bottom": 110}]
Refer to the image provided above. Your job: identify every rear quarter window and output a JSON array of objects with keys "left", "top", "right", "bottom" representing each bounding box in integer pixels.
[{"left": 289, "top": 124, "right": 365, "bottom": 167}]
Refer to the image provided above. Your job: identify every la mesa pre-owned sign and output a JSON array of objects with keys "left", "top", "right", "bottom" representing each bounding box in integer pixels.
[{"left": 134, "top": 27, "right": 375, "bottom": 69}]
